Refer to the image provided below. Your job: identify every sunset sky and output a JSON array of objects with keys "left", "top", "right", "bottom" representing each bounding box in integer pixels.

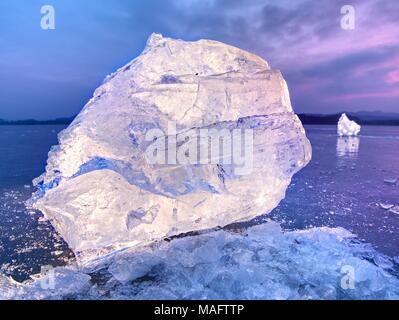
[{"left": 0, "top": 0, "right": 398, "bottom": 119}]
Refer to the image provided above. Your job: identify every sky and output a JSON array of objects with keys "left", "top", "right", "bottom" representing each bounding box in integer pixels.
[{"left": 0, "top": 0, "right": 398, "bottom": 119}]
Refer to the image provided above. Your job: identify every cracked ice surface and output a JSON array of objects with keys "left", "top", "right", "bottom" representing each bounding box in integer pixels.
[
  {"left": 337, "top": 113, "right": 361, "bottom": 137},
  {"left": 31, "top": 34, "right": 311, "bottom": 269},
  {"left": 2, "top": 222, "right": 399, "bottom": 300}
]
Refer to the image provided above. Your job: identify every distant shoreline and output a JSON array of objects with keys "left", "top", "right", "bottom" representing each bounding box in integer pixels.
[
  {"left": 0, "top": 117, "right": 74, "bottom": 125},
  {"left": 1, "top": 112, "right": 399, "bottom": 126},
  {"left": 298, "top": 113, "right": 399, "bottom": 126}
]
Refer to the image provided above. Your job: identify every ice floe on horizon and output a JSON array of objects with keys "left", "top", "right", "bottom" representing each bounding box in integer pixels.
[{"left": 338, "top": 113, "right": 361, "bottom": 137}]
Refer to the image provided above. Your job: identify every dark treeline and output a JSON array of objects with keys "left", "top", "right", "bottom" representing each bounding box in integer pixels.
[
  {"left": 298, "top": 113, "right": 399, "bottom": 126},
  {"left": 1, "top": 113, "right": 399, "bottom": 126},
  {"left": 0, "top": 117, "right": 75, "bottom": 125}
]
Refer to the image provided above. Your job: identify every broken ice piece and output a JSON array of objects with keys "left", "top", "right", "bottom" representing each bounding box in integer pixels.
[
  {"left": 379, "top": 203, "right": 395, "bottom": 210},
  {"left": 384, "top": 178, "right": 397, "bottom": 185},
  {"left": 389, "top": 206, "right": 399, "bottom": 215}
]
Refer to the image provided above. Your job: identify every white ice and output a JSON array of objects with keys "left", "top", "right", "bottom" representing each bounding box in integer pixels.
[{"left": 337, "top": 113, "right": 361, "bottom": 137}]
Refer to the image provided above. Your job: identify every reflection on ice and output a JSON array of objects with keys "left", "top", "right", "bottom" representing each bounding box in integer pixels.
[{"left": 336, "top": 137, "right": 360, "bottom": 158}]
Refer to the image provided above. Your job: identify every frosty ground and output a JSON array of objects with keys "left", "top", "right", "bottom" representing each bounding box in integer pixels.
[{"left": 1, "top": 220, "right": 399, "bottom": 300}]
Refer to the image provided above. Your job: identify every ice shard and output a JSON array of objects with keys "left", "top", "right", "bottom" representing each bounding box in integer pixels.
[
  {"left": 31, "top": 34, "right": 312, "bottom": 269},
  {"left": 337, "top": 113, "right": 361, "bottom": 136}
]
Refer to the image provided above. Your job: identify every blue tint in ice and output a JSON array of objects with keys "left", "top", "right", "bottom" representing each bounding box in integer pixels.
[
  {"left": 35, "top": 177, "right": 61, "bottom": 194},
  {"left": 71, "top": 156, "right": 219, "bottom": 198},
  {"left": 160, "top": 75, "right": 182, "bottom": 84}
]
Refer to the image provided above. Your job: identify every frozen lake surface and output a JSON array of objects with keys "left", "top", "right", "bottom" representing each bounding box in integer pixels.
[
  {"left": 0, "top": 124, "right": 398, "bottom": 299},
  {"left": 0, "top": 125, "right": 73, "bottom": 282},
  {"left": 268, "top": 125, "right": 399, "bottom": 257}
]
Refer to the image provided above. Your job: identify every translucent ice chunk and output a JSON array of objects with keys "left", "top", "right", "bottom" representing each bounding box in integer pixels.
[{"left": 31, "top": 34, "right": 311, "bottom": 269}]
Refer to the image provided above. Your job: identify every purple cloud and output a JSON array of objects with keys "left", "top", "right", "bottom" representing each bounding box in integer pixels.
[{"left": 1, "top": 0, "right": 398, "bottom": 118}]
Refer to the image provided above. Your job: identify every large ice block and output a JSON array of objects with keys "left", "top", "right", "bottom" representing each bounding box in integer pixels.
[{"left": 31, "top": 34, "right": 311, "bottom": 269}]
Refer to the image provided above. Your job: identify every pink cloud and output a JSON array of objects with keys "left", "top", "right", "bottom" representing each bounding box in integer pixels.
[
  {"left": 291, "top": 78, "right": 331, "bottom": 94},
  {"left": 271, "top": 20, "right": 399, "bottom": 70},
  {"left": 325, "top": 89, "right": 399, "bottom": 102},
  {"left": 352, "top": 55, "right": 399, "bottom": 78},
  {"left": 385, "top": 70, "right": 399, "bottom": 84}
]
